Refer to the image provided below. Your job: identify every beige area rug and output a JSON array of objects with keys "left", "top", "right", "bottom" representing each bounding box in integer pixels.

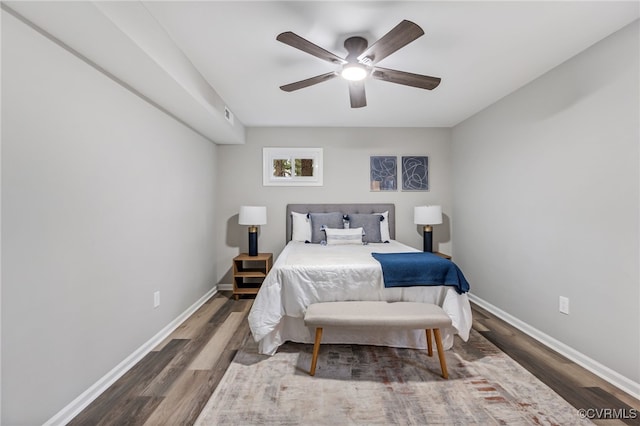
[{"left": 195, "top": 329, "right": 592, "bottom": 425}]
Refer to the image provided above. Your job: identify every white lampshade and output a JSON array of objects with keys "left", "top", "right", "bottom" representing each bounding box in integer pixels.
[
  {"left": 414, "top": 205, "right": 443, "bottom": 225},
  {"left": 239, "top": 206, "right": 267, "bottom": 226}
]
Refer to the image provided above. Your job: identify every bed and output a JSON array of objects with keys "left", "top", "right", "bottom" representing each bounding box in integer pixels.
[{"left": 247, "top": 203, "right": 472, "bottom": 356}]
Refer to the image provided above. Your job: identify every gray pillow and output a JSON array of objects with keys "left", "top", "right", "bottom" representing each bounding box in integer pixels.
[
  {"left": 309, "top": 212, "right": 345, "bottom": 243},
  {"left": 347, "top": 214, "right": 383, "bottom": 243}
]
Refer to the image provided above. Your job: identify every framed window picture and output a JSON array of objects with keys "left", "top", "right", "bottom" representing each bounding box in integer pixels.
[
  {"left": 370, "top": 156, "right": 397, "bottom": 191},
  {"left": 263, "top": 147, "right": 323, "bottom": 186},
  {"left": 401, "top": 156, "right": 429, "bottom": 191}
]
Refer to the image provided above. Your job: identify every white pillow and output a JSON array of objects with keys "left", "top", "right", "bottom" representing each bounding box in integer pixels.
[
  {"left": 376, "top": 211, "right": 391, "bottom": 242},
  {"left": 291, "top": 211, "right": 311, "bottom": 242},
  {"left": 324, "top": 227, "right": 363, "bottom": 245}
]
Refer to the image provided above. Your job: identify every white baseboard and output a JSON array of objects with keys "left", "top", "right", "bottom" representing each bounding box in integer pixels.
[
  {"left": 218, "top": 283, "right": 232, "bottom": 291},
  {"left": 469, "top": 293, "right": 640, "bottom": 400},
  {"left": 44, "top": 286, "right": 219, "bottom": 426}
]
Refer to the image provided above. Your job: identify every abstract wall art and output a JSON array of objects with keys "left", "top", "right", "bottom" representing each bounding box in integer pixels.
[
  {"left": 370, "top": 156, "right": 397, "bottom": 191},
  {"left": 401, "top": 156, "right": 429, "bottom": 191}
]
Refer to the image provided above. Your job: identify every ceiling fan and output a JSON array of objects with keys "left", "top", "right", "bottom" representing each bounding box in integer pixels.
[{"left": 276, "top": 20, "right": 441, "bottom": 108}]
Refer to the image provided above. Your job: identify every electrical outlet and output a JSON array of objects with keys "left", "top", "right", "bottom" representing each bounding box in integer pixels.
[
  {"left": 154, "top": 291, "right": 160, "bottom": 308},
  {"left": 559, "top": 296, "right": 569, "bottom": 315}
]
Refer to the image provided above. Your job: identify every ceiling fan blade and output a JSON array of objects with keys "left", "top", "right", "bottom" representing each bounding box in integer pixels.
[
  {"left": 357, "top": 20, "right": 424, "bottom": 65},
  {"left": 280, "top": 72, "right": 338, "bottom": 92},
  {"left": 371, "top": 67, "right": 441, "bottom": 90},
  {"left": 277, "top": 32, "right": 347, "bottom": 65},
  {"left": 348, "top": 81, "right": 367, "bottom": 108}
]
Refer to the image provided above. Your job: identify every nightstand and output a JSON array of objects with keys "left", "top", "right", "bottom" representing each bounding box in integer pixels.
[
  {"left": 232, "top": 253, "right": 273, "bottom": 300},
  {"left": 433, "top": 252, "right": 452, "bottom": 260}
]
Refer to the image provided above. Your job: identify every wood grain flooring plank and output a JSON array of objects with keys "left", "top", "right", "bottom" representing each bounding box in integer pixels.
[
  {"left": 480, "top": 330, "right": 580, "bottom": 382},
  {"left": 207, "top": 297, "right": 237, "bottom": 324},
  {"left": 141, "top": 323, "right": 220, "bottom": 397},
  {"left": 471, "top": 318, "right": 490, "bottom": 332},
  {"left": 142, "top": 370, "right": 212, "bottom": 426},
  {"left": 153, "top": 296, "right": 228, "bottom": 350},
  {"left": 188, "top": 311, "right": 247, "bottom": 370},
  {"left": 194, "top": 312, "right": 253, "bottom": 411},
  {"left": 68, "top": 339, "right": 188, "bottom": 425},
  {"left": 226, "top": 313, "right": 252, "bottom": 350},
  {"left": 95, "top": 396, "right": 163, "bottom": 426},
  {"left": 201, "top": 348, "right": 243, "bottom": 412},
  {"left": 470, "top": 305, "right": 492, "bottom": 320},
  {"left": 140, "top": 296, "right": 250, "bottom": 396},
  {"left": 576, "top": 373, "right": 640, "bottom": 411},
  {"left": 580, "top": 387, "right": 639, "bottom": 425},
  {"left": 478, "top": 315, "right": 573, "bottom": 366},
  {"left": 231, "top": 298, "right": 253, "bottom": 312}
]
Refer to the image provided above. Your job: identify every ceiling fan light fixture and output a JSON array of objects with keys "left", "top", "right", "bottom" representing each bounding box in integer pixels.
[
  {"left": 341, "top": 63, "right": 368, "bottom": 81},
  {"left": 277, "top": 20, "right": 439, "bottom": 107}
]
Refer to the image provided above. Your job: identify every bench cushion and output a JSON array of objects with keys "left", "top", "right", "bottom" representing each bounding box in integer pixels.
[{"left": 304, "top": 301, "right": 452, "bottom": 329}]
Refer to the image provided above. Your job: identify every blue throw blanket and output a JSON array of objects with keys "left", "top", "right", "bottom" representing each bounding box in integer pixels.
[{"left": 371, "top": 252, "right": 470, "bottom": 294}]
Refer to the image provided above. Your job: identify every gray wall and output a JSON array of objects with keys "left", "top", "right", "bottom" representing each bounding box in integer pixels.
[
  {"left": 451, "top": 21, "right": 639, "bottom": 384},
  {"left": 1, "top": 11, "right": 218, "bottom": 425},
  {"left": 215, "top": 127, "right": 453, "bottom": 283}
]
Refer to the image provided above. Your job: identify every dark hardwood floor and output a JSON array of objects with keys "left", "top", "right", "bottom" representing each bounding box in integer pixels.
[{"left": 70, "top": 292, "right": 639, "bottom": 425}]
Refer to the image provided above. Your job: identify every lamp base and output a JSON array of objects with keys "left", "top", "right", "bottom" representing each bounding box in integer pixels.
[
  {"left": 422, "top": 225, "right": 433, "bottom": 252},
  {"left": 248, "top": 226, "right": 258, "bottom": 256}
]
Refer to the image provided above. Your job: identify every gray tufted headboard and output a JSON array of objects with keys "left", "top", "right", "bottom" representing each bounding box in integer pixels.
[{"left": 286, "top": 203, "right": 395, "bottom": 242}]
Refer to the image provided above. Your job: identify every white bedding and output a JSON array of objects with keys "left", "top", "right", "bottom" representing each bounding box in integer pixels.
[{"left": 248, "top": 240, "right": 472, "bottom": 355}]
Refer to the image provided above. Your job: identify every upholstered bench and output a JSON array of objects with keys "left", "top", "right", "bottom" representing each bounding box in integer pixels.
[{"left": 303, "top": 301, "right": 452, "bottom": 378}]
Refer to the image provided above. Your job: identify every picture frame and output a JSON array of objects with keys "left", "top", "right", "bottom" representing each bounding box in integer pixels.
[
  {"left": 401, "top": 156, "right": 429, "bottom": 191},
  {"left": 263, "top": 147, "right": 323, "bottom": 186},
  {"left": 370, "top": 156, "right": 397, "bottom": 191}
]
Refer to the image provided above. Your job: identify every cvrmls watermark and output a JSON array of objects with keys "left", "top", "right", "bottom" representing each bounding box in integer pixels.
[{"left": 577, "top": 408, "right": 638, "bottom": 420}]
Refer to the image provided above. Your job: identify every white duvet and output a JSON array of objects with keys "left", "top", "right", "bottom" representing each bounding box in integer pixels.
[{"left": 248, "top": 240, "right": 472, "bottom": 355}]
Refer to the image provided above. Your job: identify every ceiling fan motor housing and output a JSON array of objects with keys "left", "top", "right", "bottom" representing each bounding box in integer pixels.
[{"left": 344, "top": 36, "right": 368, "bottom": 62}]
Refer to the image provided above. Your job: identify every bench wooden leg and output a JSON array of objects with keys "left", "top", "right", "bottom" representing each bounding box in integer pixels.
[
  {"left": 309, "top": 327, "right": 323, "bottom": 376},
  {"left": 433, "top": 328, "right": 448, "bottom": 379},
  {"left": 425, "top": 329, "right": 433, "bottom": 357}
]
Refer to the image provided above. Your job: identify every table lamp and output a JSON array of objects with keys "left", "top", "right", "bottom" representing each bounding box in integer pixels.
[
  {"left": 414, "top": 205, "right": 443, "bottom": 252},
  {"left": 239, "top": 206, "right": 267, "bottom": 256}
]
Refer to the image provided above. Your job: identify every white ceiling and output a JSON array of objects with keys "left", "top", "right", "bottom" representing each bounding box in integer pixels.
[{"left": 4, "top": 1, "right": 639, "bottom": 144}]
